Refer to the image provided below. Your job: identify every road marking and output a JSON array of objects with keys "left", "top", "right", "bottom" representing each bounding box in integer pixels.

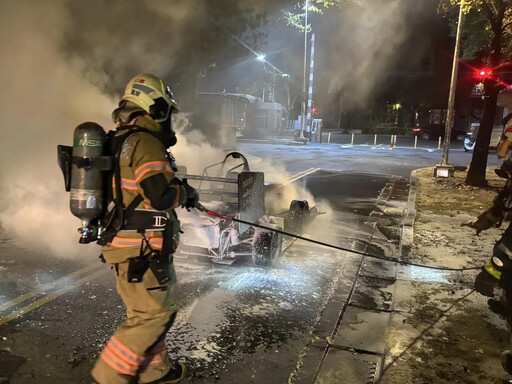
[
  {"left": 283, "top": 168, "right": 320, "bottom": 185},
  {"left": 0, "top": 267, "right": 108, "bottom": 327},
  {"left": 0, "top": 262, "right": 102, "bottom": 312}
]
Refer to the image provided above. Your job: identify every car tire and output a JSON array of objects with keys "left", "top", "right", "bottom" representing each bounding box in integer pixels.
[
  {"left": 285, "top": 200, "right": 310, "bottom": 234},
  {"left": 252, "top": 229, "right": 282, "bottom": 267}
]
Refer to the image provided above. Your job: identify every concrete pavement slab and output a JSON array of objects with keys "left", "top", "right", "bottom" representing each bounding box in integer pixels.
[
  {"left": 350, "top": 276, "right": 394, "bottom": 312},
  {"left": 332, "top": 306, "right": 391, "bottom": 355},
  {"left": 315, "top": 349, "right": 381, "bottom": 384}
]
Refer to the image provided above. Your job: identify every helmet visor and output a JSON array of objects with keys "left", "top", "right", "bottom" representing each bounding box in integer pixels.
[{"left": 151, "top": 97, "right": 171, "bottom": 122}]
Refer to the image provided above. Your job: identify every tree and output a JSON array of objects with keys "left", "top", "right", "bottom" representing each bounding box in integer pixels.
[
  {"left": 439, "top": 0, "right": 512, "bottom": 186},
  {"left": 282, "top": 0, "right": 359, "bottom": 31}
]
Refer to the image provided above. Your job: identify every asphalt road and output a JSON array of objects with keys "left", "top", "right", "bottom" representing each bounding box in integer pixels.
[{"left": 0, "top": 142, "right": 500, "bottom": 383}]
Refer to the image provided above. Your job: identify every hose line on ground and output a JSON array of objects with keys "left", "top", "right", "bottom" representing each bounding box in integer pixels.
[{"left": 194, "top": 203, "right": 482, "bottom": 273}]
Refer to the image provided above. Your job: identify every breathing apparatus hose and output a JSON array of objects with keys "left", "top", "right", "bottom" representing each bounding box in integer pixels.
[{"left": 193, "top": 202, "right": 481, "bottom": 272}]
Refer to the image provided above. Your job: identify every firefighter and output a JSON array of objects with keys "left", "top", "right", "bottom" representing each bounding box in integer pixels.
[
  {"left": 91, "top": 73, "right": 198, "bottom": 384},
  {"left": 465, "top": 164, "right": 512, "bottom": 377}
]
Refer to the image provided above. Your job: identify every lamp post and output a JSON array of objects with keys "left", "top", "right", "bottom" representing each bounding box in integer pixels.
[
  {"left": 299, "top": 0, "right": 309, "bottom": 141},
  {"left": 436, "top": 0, "right": 465, "bottom": 177}
]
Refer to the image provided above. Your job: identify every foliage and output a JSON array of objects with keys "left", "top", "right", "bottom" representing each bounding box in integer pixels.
[
  {"left": 438, "top": 0, "right": 512, "bottom": 61},
  {"left": 282, "top": 0, "right": 360, "bottom": 31}
]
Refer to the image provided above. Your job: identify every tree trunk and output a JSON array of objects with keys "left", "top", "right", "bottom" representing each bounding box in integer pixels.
[
  {"left": 465, "top": 83, "right": 500, "bottom": 186},
  {"left": 465, "top": 13, "right": 503, "bottom": 186}
]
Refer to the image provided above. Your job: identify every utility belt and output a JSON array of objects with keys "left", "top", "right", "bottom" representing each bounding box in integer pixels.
[
  {"left": 100, "top": 207, "right": 181, "bottom": 285},
  {"left": 127, "top": 250, "right": 171, "bottom": 285}
]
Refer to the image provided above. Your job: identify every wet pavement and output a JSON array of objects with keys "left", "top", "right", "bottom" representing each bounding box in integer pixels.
[{"left": 0, "top": 143, "right": 441, "bottom": 383}]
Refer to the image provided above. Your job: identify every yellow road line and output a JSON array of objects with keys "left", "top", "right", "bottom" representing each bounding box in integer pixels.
[
  {"left": 0, "top": 268, "right": 109, "bottom": 327},
  {"left": 283, "top": 168, "right": 316, "bottom": 183},
  {"left": 284, "top": 167, "right": 320, "bottom": 185},
  {"left": 0, "top": 263, "right": 102, "bottom": 312}
]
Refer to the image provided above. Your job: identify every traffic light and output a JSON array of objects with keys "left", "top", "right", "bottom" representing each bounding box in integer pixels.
[{"left": 475, "top": 68, "right": 491, "bottom": 80}]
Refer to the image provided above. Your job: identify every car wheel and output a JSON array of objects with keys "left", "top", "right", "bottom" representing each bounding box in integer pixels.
[
  {"left": 252, "top": 229, "right": 282, "bottom": 267},
  {"left": 284, "top": 200, "right": 310, "bottom": 234}
]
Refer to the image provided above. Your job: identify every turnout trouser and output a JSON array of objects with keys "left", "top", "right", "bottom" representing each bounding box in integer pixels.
[{"left": 92, "top": 260, "right": 178, "bottom": 384}]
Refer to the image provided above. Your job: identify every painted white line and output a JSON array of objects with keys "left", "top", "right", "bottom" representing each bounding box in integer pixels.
[{"left": 284, "top": 168, "right": 321, "bottom": 185}]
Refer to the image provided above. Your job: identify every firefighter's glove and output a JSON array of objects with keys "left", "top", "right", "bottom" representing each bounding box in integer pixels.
[
  {"left": 182, "top": 179, "right": 199, "bottom": 210},
  {"left": 461, "top": 204, "right": 504, "bottom": 235}
]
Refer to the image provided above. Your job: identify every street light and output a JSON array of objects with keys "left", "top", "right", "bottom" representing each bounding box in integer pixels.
[
  {"left": 298, "top": 0, "right": 310, "bottom": 141},
  {"left": 257, "top": 54, "right": 266, "bottom": 62}
]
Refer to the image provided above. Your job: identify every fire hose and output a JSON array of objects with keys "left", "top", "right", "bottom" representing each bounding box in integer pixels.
[{"left": 194, "top": 202, "right": 481, "bottom": 272}]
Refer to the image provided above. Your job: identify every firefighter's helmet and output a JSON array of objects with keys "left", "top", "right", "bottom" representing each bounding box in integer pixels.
[{"left": 121, "top": 73, "right": 178, "bottom": 122}]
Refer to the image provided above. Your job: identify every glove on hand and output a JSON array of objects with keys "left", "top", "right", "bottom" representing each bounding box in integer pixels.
[
  {"left": 461, "top": 204, "right": 504, "bottom": 235},
  {"left": 182, "top": 179, "right": 199, "bottom": 209}
]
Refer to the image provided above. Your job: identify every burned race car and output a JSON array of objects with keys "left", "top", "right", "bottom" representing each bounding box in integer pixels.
[{"left": 175, "top": 152, "right": 315, "bottom": 267}]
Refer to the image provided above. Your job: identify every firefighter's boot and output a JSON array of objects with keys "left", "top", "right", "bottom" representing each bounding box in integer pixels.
[{"left": 145, "top": 363, "right": 186, "bottom": 384}]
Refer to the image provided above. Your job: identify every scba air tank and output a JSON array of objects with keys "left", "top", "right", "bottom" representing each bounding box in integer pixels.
[{"left": 70, "top": 122, "right": 106, "bottom": 226}]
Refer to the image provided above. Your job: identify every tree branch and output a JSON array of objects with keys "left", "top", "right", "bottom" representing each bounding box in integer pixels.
[
  {"left": 481, "top": 1, "right": 498, "bottom": 30},
  {"left": 502, "top": 20, "right": 512, "bottom": 31}
]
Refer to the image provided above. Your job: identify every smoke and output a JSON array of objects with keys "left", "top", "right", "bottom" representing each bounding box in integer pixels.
[
  {"left": 0, "top": 0, "right": 116, "bottom": 257},
  {"left": 323, "top": 0, "right": 438, "bottom": 108},
  {"left": 0, "top": 0, "right": 301, "bottom": 258}
]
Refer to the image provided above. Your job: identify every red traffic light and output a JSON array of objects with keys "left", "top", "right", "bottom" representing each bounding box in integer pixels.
[{"left": 476, "top": 68, "right": 491, "bottom": 79}]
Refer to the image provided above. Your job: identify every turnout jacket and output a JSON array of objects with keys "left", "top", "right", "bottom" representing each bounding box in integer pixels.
[{"left": 101, "top": 115, "right": 185, "bottom": 264}]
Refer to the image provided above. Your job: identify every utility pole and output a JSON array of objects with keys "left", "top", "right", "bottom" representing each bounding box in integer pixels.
[
  {"left": 306, "top": 33, "right": 316, "bottom": 139},
  {"left": 436, "top": 0, "right": 464, "bottom": 177},
  {"left": 299, "top": 0, "right": 309, "bottom": 141}
]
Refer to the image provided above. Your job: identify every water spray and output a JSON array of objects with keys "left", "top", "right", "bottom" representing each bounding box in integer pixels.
[{"left": 194, "top": 202, "right": 481, "bottom": 272}]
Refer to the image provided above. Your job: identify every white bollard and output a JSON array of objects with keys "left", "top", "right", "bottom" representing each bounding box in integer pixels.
[
  {"left": 328, "top": 132, "right": 331, "bottom": 144},
  {"left": 414, "top": 135, "right": 418, "bottom": 149},
  {"left": 438, "top": 136, "right": 442, "bottom": 150},
  {"left": 374, "top": 134, "right": 377, "bottom": 147},
  {"left": 351, "top": 133, "right": 355, "bottom": 146}
]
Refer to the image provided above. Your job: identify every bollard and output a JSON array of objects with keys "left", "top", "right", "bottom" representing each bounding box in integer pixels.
[
  {"left": 438, "top": 136, "right": 442, "bottom": 150},
  {"left": 393, "top": 135, "right": 397, "bottom": 148},
  {"left": 390, "top": 135, "right": 394, "bottom": 148},
  {"left": 374, "top": 134, "right": 377, "bottom": 147},
  {"left": 328, "top": 132, "right": 331, "bottom": 144},
  {"left": 414, "top": 135, "right": 418, "bottom": 149},
  {"left": 351, "top": 133, "right": 354, "bottom": 146}
]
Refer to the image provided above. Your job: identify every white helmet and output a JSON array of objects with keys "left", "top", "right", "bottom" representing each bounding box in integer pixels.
[{"left": 121, "top": 73, "right": 178, "bottom": 122}]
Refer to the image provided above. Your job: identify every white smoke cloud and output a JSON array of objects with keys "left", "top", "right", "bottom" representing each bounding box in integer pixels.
[
  {"left": 0, "top": 0, "right": 115, "bottom": 257},
  {"left": 323, "top": 0, "right": 436, "bottom": 108}
]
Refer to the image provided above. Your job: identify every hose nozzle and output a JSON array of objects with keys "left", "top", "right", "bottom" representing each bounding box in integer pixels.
[{"left": 194, "top": 202, "right": 208, "bottom": 212}]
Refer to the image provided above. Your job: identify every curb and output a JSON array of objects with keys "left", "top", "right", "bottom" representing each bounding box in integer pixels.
[{"left": 398, "top": 171, "right": 418, "bottom": 261}]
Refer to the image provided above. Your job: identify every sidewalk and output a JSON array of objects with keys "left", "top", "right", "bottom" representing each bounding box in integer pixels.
[{"left": 379, "top": 167, "right": 511, "bottom": 383}]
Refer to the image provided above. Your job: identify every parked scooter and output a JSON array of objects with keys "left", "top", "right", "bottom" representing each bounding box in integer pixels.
[{"left": 464, "top": 131, "right": 476, "bottom": 152}]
